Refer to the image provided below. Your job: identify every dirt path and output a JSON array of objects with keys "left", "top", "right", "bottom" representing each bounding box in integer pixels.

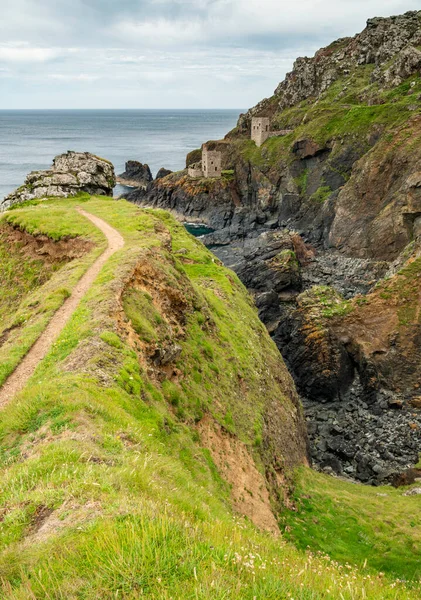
[{"left": 0, "top": 208, "right": 124, "bottom": 408}]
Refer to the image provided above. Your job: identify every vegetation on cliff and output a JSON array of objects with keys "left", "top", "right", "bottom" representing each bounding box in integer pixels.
[
  {"left": 3, "top": 10, "right": 421, "bottom": 599},
  {"left": 0, "top": 196, "right": 419, "bottom": 598}
]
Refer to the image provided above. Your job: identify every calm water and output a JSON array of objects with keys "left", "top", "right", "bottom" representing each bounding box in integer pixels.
[
  {"left": 0, "top": 109, "right": 242, "bottom": 200},
  {"left": 184, "top": 223, "right": 215, "bottom": 237}
]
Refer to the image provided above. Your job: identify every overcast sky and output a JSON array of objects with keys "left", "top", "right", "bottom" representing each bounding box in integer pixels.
[{"left": 0, "top": 0, "right": 419, "bottom": 109}]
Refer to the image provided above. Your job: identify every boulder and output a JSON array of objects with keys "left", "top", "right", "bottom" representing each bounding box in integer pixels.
[
  {"left": 117, "top": 161, "right": 153, "bottom": 187},
  {"left": 293, "top": 139, "right": 323, "bottom": 159},
  {"left": 409, "top": 397, "right": 421, "bottom": 409},
  {"left": 373, "top": 46, "right": 421, "bottom": 87},
  {"left": 403, "top": 487, "right": 421, "bottom": 496},
  {"left": 1, "top": 151, "right": 115, "bottom": 210}
]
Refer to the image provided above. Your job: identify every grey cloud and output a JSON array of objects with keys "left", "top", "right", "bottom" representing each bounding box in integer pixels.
[{"left": 0, "top": 0, "right": 420, "bottom": 108}]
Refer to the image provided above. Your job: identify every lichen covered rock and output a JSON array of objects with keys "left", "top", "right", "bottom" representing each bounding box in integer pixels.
[{"left": 1, "top": 151, "right": 115, "bottom": 210}]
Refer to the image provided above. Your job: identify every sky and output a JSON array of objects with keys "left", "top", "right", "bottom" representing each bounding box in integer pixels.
[{"left": 0, "top": 0, "right": 420, "bottom": 109}]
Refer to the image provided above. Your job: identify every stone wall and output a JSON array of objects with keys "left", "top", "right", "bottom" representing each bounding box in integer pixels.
[
  {"left": 268, "top": 129, "right": 294, "bottom": 139},
  {"left": 202, "top": 147, "right": 222, "bottom": 178},
  {"left": 188, "top": 162, "right": 204, "bottom": 178},
  {"left": 251, "top": 118, "right": 293, "bottom": 147},
  {"left": 251, "top": 117, "right": 271, "bottom": 147}
]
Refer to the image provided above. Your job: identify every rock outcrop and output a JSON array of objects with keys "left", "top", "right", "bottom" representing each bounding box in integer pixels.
[
  {"left": 329, "top": 120, "right": 421, "bottom": 260},
  {"left": 236, "top": 10, "right": 421, "bottom": 130},
  {"left": 125, "top": 171, "right": 238, "bottom": 231},
  {"left": 1, "top": 152, "right": 115, "bottom": 210},
  {"left": 155, "top": 167, "right": 173, "bottom": 180},
  {"left": 117, "top": 161, "right": 153, "bottom": 188}
]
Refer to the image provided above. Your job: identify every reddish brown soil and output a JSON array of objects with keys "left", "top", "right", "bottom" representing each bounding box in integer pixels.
[
  {"left": 2, "top": 224, "right": 94, "bottom": 263},
  {"left": 198, "top": 415, "right": 279, "bottom": 534}
]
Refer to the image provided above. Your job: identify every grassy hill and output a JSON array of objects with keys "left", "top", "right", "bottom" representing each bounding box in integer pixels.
[{"left": 0, "top": 196, "right": 419, "bottom": 599}]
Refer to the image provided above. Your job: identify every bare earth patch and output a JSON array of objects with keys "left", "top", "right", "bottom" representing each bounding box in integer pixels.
[
  {"left": 2, "top": 223, "right": 94, "bottom": 263},
  {"left": 198, "top": 415, "right": 279, "bottom": 534}
]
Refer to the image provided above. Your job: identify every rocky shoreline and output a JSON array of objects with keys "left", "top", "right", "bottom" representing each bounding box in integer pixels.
[
  {"left": 122, "top": 12, "right": 421, "bottom": 485},
  {"left": 124, "top": 174, "right": 421, "bottom": 484},
  {"left": 209, "top": 228, "right": 421, "bottom": 485}
]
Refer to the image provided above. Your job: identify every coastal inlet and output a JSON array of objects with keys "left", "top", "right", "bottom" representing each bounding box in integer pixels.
[{"left": 184, "top": 223, "right": 215, "bottom": 237}]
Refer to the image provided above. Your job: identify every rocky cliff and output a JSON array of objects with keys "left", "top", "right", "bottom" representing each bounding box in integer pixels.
[
  {"left": 125, "top": 11, "right": 421, "bottom": 484},
  {"left": 1, "top": 151, "right": 115, "bottom": 210},
  {"left": 117, "top": 160, "right": 153, "bottom": 188}
]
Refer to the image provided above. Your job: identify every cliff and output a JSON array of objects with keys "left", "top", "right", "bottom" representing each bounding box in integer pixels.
[
  {"left": 117, "top": 160, "right": 153, "bottom": 188},
  {"left": 0, "top": 195, "right": 324, "bottom": 596},
  {"left": 125, "top": 11, "right": 421, "bottom": 484},
  {"left": 0, "top": 196, "right": 419, "bottom": 596}
]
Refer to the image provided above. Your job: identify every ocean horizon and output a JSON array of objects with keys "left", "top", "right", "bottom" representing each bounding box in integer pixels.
[{"left": 0, "top": 109, "right": 243, "bottom": 200}]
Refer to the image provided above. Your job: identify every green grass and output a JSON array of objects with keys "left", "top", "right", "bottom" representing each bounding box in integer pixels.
[
  {"left": 300, "top": 285, "right": 352, "bottom": 319},
  {"left": 372, "top": 255, "right": 421, "bottom": 326},
  {"left": 3, "top": 195, "right": 103, "bottom": 242},
  {"left": 221, "top": 169, "right": 235, "bottom": 181},
  {"left": 281, "top": 468, "right": 421, "bottom": 582},
  {"left": 296, "top": 169, "right": 310, "bottom": 195},
  {"left": 0, "top": 199, "right": 106, "bottom": 385},
  {"left": 123, "top": 288, "right": 161, "bottom": 343},
  {"left": 235, "top": 68, "right": 421, "bottom": 172},
  {"left": 0, "top": 196, "right": 419, "bottom": 598},
  {"left": 310, "top": 186, "right": 332, "bottom": 204}
]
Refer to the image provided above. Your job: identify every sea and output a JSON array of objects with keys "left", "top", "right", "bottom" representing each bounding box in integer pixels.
[{"left": 0, "top": 109, "right": 242, "bottom": 200}]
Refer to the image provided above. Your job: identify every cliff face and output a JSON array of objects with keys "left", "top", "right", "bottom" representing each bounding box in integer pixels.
[
  {"left": 117, "top": 160, "right": 153, "bottom": 188},
  {"left": 126, "top": 11, "right": 421, "bottom": 484},
  {"left": 0, "top": 197, "right": 317, "bottom": 597},
  {"left": 240, "top": 11, "right": 421, "bottom": 120},
  {"left": 126, "top": 172, "right": 238, "bottom": 231}
]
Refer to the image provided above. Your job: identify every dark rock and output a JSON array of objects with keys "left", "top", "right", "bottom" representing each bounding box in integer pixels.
[
  {"left": 152, "top": 344, "right": 182, "bottom": 366},
  {"left": 118, "top": 161, "right": 153, "bottom": 187},
  {"left": 388, "top": 398, "right": 404, "bottom": 409},
  {"left": 293, "top": 139, "right": 324, "bottom": 159},
  {"left": 155, "top": 168, "right": 173, "bottom": 180},
  {"left": 123, "top": 172, "right": 237, "bottom": 232},
  {"left": 321, "top": 455, "right": 343, "bottom": 475}
]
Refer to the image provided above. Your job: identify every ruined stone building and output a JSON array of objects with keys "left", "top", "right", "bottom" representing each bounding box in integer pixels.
[
  {"left": 188, "top": 141, "right": 227, "bottom": 179},
  {"left": 251, "top": 117, "right": 271, "bottom": 147},
  {"left": 202, "top": 145, "right": 222, "bottom": 178},
  {"left": 187, "top": 162, "right": 204, "bottom": 178},
  {"left": 251, "top": 117, "right": 293, "bottom": 147}
]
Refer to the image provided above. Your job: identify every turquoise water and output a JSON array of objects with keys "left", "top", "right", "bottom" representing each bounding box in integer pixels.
[
  {"left": 0, "top": 109, "right": 242, "bottom": 200},
  {"left": 184, "top": 223, "right": 215, "bottom": 237}
]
